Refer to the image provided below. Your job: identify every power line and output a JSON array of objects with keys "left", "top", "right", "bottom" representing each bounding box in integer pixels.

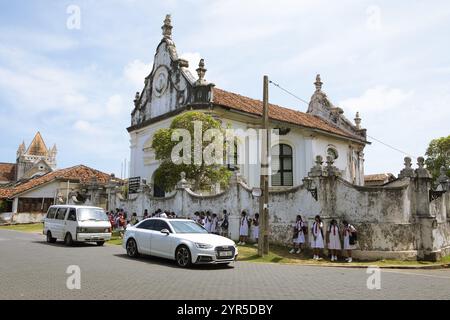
[
  {"left": 269, "top": 78, "right": 415, "bottom": 158},
  {"left": 366, "top": 135, "right": 414, "bottom": 158},
  {"left": 269, "top": 80, "right": 310, "bottom": 105}
]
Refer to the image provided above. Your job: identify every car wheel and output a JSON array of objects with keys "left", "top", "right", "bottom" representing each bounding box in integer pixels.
[
  {"left": 126, "top": 238, "right": 139, "bottom": 258},
  {"left": 64, "top": 232, "right": 73, "bottom": 246},
  {"left": 46, "top": 231, "right": 56, "bottom": 243},
  {"left": 175, "top": 245, "right": 192, "bottom": 268},
  {"left": 96, "top": 241, "right": 105, "bottom": 246}
]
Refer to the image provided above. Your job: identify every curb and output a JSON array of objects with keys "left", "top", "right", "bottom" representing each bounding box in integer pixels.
[{"left": 239, "top": 259, "right": 450, "bottom": 270}]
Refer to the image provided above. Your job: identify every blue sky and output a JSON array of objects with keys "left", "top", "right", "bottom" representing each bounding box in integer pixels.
[{"left": 0, "top": 0, "right": 449, "bottom": 177}]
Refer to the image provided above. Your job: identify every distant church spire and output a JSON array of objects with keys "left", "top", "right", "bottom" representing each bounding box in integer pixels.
[{"left": 162, "top": 14, "right": 173, "bottom": 39}]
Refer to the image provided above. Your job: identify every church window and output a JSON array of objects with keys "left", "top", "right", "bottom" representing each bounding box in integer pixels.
[{"left": 271, "top": 144, "right": 293, "bottom": 186}]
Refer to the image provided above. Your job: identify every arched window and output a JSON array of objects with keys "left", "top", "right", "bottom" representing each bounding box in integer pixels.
[{"left": 271, "top": 144, "right": 293, "bottom": 186}]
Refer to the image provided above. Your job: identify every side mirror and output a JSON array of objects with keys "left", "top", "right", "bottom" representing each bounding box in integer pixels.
[{"left": 161, "top": 229, "right": 170, "bottom": 235}]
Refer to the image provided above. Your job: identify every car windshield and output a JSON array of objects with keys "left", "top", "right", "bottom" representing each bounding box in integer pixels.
[
  {"left": 77, "top": 208, "right": 108, "bottom": 221},
  {"left": 170, "top": 220, "right": 209, "bottom": 234}
]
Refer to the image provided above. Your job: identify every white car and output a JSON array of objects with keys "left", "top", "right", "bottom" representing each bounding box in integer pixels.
[
  {"left": 43, "top": 205, "right": 112, "bottom": 246},
  {"left": 123, "top": 218, "right": 238, "bottom": 267}
]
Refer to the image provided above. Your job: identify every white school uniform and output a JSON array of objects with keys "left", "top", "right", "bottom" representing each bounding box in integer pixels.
[
  {"left": 239, "top": 216, "right": 249, "bottom": 236},
  {"left": 204, "top": 217, "right": 212, "bottom": 232},
  {"left": 252, "top": 219, "right": 259, "bottom": 239},
  {"left": 328, "top": 225, "right": 341, "bottom": 250},
  {"left": 210, "top": 217, "right": 218, "bottom": 234},
  {"left": 310, "top": 221, "right": 324, "bottom": 248},
  {"left": 343, "top": 224, "right": 357, "bottom": 250},
  {"left": 294, "top": 221, "right": 306, "bottom": 244}
]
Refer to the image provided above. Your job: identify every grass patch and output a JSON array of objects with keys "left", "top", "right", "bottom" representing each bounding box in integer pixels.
[
  {"left": 107, "top": 231, "right": 123, "bottom": 246},
  {"left": 0, "top": 223, "right": 43, "bottom": 233},
  {"left": 237, "top": 244, "right": 450, "bottom": 267}
]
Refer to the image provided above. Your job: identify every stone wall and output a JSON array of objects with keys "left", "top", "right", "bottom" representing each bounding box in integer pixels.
[{"left": 112, "top": 157, "right": 450, "bottom": 261}]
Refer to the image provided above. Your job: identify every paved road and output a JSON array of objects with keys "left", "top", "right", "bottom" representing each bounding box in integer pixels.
[{"left": 0, "top": 229, "right": 449, "bottom": 300}]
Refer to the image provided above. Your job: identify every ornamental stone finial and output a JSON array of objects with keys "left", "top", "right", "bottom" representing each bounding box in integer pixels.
[
  {"left": 315, "top": 155, "right": 323, "bottom": 166},
  {"left": 354, "top": 112, "right": 361, "bottom": 130},
  {"left": 438, "top": 166, "right": 449, "bottom": 184},
  {"left": 417, "top": 157, "right": 425, "bottom": 169},
  {"left": 162, "top": 14, "right": 173, "bottom": 39},
  {"left": 399, "top": 156, "right": 415, "bottom": 178},
  {"left": 415, "top": 156, "right": 431, "bottom": 179},
  {"left": 195, "top": 59, "right": 208, "bottom": 85},
  {"left": 326, "top": 155, "right": 334, "bottom": 167},
  {"left": 314, "top": 74, "right": 323, "bottom": 91},
  {"left": 308, "top": 155, "right": 324, "bottom": 177}
]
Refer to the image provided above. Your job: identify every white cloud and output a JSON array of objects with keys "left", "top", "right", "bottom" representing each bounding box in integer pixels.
[
  {"left": 105, "top": 94, "right": 125, "bottom": 116},
  {"left": 339, "top": 86, "right": 414, "bottom": 114},
  {"left": 123, "top": 59, "right": 151, "bottom": 89}
]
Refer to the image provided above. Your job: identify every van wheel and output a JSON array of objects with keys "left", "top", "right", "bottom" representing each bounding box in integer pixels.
[
  {"left": 64, "top": 233, "right": 73, "bottom": 246},
  {"left": 46, "top": 231, "right": 56, "bottom": 243},
  {"left": 175, "top": 245, "right": 192, "bottom": 268},
  {"left": 126, "top": 239, "right": 139, "bottom": 258},
  {"left": 96, "top": 241, "right": 105, "bottom": 246}
]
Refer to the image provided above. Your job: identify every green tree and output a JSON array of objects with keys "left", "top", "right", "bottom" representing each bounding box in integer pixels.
[
  {"left": 151, "top": 111, "right": 232, "bottom": 192},
  {"left": 425, "top": 135, "right": 450, "bottom": 180}
]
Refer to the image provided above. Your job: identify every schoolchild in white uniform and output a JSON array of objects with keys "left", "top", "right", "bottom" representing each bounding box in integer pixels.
[
  {"left": 210, "top": 213, "right": 219, "bottom": 234},
  {"left": 204, "top": 212, "right": 212, "bottom": 232},
  {"left": 238, "top": 210, "right": 250, "bottom": 245},
  {"left": 252, "top": 213, "right": 260, "bottom": 246},
  {"left": 342, "top": 220, "right": 357, "bottom": 263},
  {"left": 311, "top": 215, "right": 324, "bottom": 260},
  {"left": 290, "top": 215, "right": 306, "bottom": 254},
  {"left": 327, "top": 219, "right": 341, "bottom": 261}
]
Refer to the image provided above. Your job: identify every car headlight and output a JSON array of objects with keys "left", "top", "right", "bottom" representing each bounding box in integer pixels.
[
  {"left": 76, "top": 227, "right": 87, "bottom": 233},
  {"left": 195, "top": 243, "right": 213, "bottom": 249}
]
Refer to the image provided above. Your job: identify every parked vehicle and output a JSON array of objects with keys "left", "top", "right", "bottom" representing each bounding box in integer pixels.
[
  {"left": 43, "top": 205, "right": 111, "bottom": 246},
  {"left": 123, "top": 218, "right": 238, "bottom": 267}
]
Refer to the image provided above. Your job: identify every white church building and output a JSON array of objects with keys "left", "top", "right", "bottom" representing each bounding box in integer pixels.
[{"left": 128, "top": 15, "right": 369, "bottom": 196}]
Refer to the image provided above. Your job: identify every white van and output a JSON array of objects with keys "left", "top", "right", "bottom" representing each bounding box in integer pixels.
[{"left": 43, "top": 205, "right": 112, "bottom": 246}]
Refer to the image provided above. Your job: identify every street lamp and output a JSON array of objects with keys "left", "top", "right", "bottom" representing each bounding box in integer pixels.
[{"left": 302, "top": 176, "right": 318, "bottom": 201}]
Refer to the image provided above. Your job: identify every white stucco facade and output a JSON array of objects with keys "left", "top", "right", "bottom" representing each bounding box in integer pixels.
[{"left": 127, "top": 16, "right": 368, "bottom": 194}]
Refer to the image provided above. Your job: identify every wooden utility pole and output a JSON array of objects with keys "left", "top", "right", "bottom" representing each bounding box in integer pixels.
[{"left": 258, "top": 75, "right": 270, "bottom": 256}]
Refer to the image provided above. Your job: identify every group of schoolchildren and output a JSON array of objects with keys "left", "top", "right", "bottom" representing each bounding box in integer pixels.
[
  {"left": 192, "top": 210, "right": 230, "bottom": 237},
  {"left": 238, "top": 210, "right": 260, "bottom": 246},
  {"left": 289, "top": 214, "right": 357, "bottom": 262}
]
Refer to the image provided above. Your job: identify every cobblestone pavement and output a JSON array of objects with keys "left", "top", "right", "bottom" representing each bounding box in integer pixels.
[{"left": 0, "top": 229, "right": 449, "bottom": 300}]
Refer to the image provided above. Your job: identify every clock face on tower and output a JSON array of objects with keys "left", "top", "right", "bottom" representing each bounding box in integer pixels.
[{"left": 153, "top": 66, "right": 169, "bottom": 97}]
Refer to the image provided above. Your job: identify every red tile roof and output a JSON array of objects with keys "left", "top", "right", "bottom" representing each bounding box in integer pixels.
[
  {"left": 0, "top": 163, "right": 16, "bottom": 183},
  {"left": 0, "top": 165, "right": 113, "bottom": 199},
  {"left": 213, "top": 88, "right": 365, "bottom": 142}
]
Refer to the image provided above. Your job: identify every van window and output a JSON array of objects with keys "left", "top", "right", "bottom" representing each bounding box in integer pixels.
[
  {"left": 46, "top": 207, "right": 57, "bottom": 219},
  {"left": 67, "top": 208, "right": 77, "bottom": 221},
  {"left": 55, "top": 208, "right": 67, "bottom": 220},
  {"left": 77, "top": 208, "right": 108, "bottom": 221}
]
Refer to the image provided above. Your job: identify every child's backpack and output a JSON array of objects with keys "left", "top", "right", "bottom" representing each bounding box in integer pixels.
[
  {"left": 221, "top": 217, "right": 229, "bottom": 230},
  {"left": 349, "top": 225, "right": 358, "bottom": 245}
]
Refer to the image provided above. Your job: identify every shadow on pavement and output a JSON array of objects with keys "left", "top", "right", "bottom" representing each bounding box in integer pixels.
[
  {"left": 32, "top": 240, "right": 103, "bottom": 248},
  {"left": 113, "top": 253, "right": 235, "bottom": 270}
]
